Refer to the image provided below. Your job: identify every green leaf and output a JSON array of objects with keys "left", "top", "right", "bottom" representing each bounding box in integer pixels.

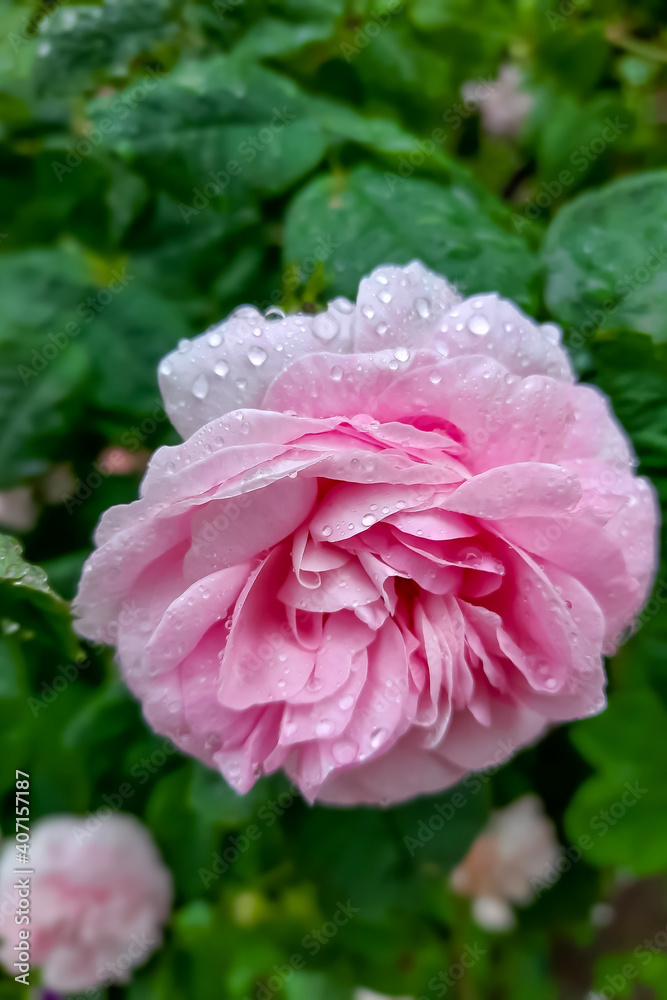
[
  {"left": 33, "top": 0, "right": 180, "bottom": 95},
  {"left": 283, "top": 164, "right": 539, "bottom": 308},
  {"left": 0, "top": 532, "right": 80, "bottom": 660},
  {"left": 565, "top": 689, "right": 667, "bottom": 875},
  {"left": 543, "top": 170, "right": 667, "bottom": 343}
]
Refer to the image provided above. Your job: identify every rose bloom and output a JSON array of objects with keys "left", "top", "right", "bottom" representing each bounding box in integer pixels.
[
  {"left": 450, "top": 795, "right": 561, "bottom": 930},
  {"left": 0, "top": 813, "right": 172, "bottom": 992},
  {"left": 74, "top": 261, "right": 657, "bottom": 805}
]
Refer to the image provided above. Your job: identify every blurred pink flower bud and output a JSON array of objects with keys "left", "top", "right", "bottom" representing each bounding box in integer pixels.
[{"left": 450, "top": 795, "right": 561, "bottom": 930}]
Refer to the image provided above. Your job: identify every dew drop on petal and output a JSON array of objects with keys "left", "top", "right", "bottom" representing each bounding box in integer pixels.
[
  {"left": 265, "top": 305, "right": 285, "bottom": 321},
  {"left": 192, "top": 374, "right": 209, "bottom": 399},
  {"left": 362, "top": 305, "right": 375, "bottom": 320},
  {"left": 313, "top": 312, "right": 340, "bottom": 342},
  {"left": 248, "top": 346, "right": 267, "bottom": 367},
  {"left": 362, "top": 513, "right": 376, "bottom": 527},
  {"left": 316, "top": 719, "right": 335, "bottom": 737},
  {"left": 394, "top": 346, "right": 410, "bottom": 362},
  {"left": 332, "top": 739, "right": 357, "bottom": 764},
  {"left": 468, "top": 314, "right": 490, "bottom": 336},
  {"left": 330, "top": 365, "right": 344, "bottom": 381},
  {"left": 214, "top": 360, "right": 230, "bottom": 378},
  {"left": 207, "top": 330, "right": 222, "bottom": 347},
  {"left": 370, "top": 727, "right": 386, "bottom": 748},
  {"left": 415, "top": 297, "right": 430, "bottom": 319},
  {"left": 321, "top": 524, "right": 333, "bottom": 537}
]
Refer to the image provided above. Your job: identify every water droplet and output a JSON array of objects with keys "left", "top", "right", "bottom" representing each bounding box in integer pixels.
[
  {"left": 332, "top": 739, "right": 357, "bottom": 764},
  {"left": 378, "top": 290, "right": 392, "bottom": 304},
  {"left": 313, "top": 312, "right": 340, "bottom": 342},
  {"left": 158, "top": 359, "right": 172, "bottom": 375},
  {"left": 178, "top": 338, "right": 191, "bottom": 353},
  {"left": 339, "top": 695, "right": 355, "bottom": 711},
  {"left": 165, "top": 461, "right": 175, "bottom": 475},
  {"left": 207, "top": 330, "right": 222, "bottom": 347},
  {"left": 214, "top": 360, "right": 230, "bottom": 377},
  {"left": 375, "top": 273, "right": 389, "bottom": 285},
  {"left": 468, "top": 314, "right": 490, "bottom": 336},
  {"left": 205, "top": 733, "right": 222, "bottom": 752},
  {"left": 192, "top": 373, "right": 209, "bottom": 399},
  {"left": 316, "top": 719, "right": 335, "bottom": 737},
  {"left": 332, "top": 297, "right": 354, "bottom": 314},
  {"left": 429, "top": 372, "right": 442, "bottom": 384},
  {"left": 321, "top": 524, "right": 333, "bottom": 537},
  {"left": 235, "top": 376, "right": 248, "bottom": 390},
  {"left": 362, "top": 305, "right": 375, "bottom": 320},
  {"left": 248, "top": 346, "right": 267, "bottom": 367},
  {"left": 376, "top": 322, "right": 388, "bottom": 336},
  {"left": 330, "top": 365, "right": 343, "bottom": 381},
  {"left": 415, "top": 297, "right": 430, "bottom": 319},
  {"left": 265, "top": 306, "right": 285, "bottom": 321},
  {"left": 362, "top": 513, "right": 376, "bottom": 527},
  {"left": 370, "top": 727, "right": 386, "bottom": 748},
  {"left": 394, "top": 346, "right": 410, "bottom": 362}
]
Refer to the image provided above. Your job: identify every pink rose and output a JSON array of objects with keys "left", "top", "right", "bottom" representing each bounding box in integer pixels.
[
  {"left": 74, "top": 261, "right": 657, "bottom": 805},
  {"left": 0, "top": 813, "right": 172, "bottom": 992}
]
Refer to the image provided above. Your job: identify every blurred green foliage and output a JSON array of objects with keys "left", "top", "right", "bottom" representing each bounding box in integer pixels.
[{"left": 1, "top": 0, "right": 667, "bottom": 996}]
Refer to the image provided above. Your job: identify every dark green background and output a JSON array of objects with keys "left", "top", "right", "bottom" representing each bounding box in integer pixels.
[{"left": 1, "top": 0, "right": 667, "bottom": 996}]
